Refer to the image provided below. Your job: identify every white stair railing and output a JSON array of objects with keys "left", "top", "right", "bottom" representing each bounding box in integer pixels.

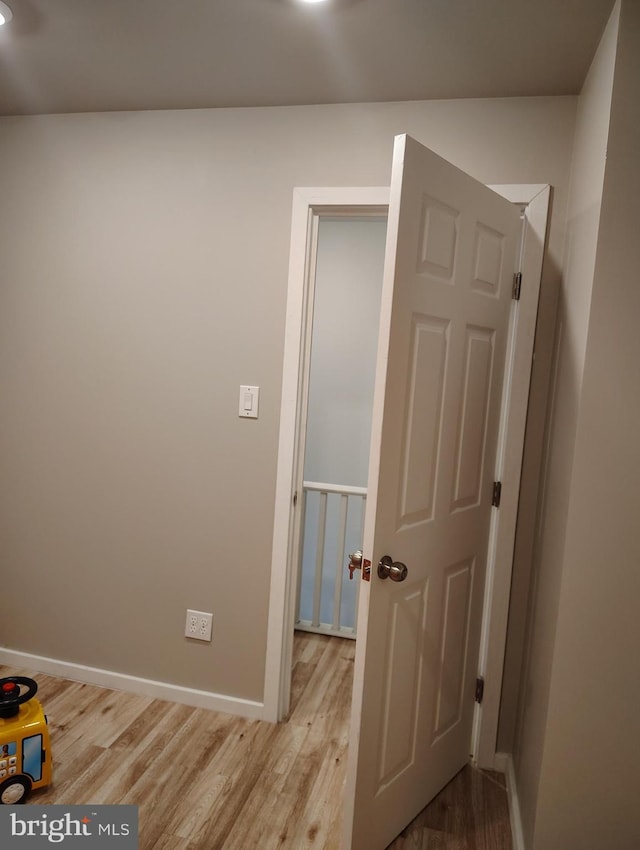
[{"left": 296, "top": 481, "right": 367, "bottom": 639}]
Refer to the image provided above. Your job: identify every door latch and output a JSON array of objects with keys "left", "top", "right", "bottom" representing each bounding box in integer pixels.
[{"left": 347, "top": 550, "right": 371, "bottom": 582}]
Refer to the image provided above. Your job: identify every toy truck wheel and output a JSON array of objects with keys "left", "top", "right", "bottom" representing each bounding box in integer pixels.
[{"left": 0, "top": 775, "right": 31, "bottom": 804}]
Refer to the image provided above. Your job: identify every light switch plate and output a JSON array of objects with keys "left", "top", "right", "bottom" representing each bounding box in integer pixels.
[{"left": 239, "top": 385, "right": 259, "bottom": 418}]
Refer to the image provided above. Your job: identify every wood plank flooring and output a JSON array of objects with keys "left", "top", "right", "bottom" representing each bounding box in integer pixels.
[
  {"left": 387, "top": 766, "right": 512, "bottom": 850},
  {"left": 0, "top": 632, "right": 511, "bottom": 849}
]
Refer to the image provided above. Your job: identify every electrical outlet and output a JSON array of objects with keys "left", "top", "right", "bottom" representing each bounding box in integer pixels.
[{"left": 185, "top": 609, "right": 213, "bottom": 642}]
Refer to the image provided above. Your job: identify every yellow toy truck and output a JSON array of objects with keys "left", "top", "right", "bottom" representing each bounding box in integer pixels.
[{"left": 0, "top": 676, "right": 52, "bottom": 804}]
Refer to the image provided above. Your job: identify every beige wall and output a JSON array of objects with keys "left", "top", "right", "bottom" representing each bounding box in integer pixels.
[
  {"left": 534, "top": 1, "right": 640, "bottom": 846},
  {"left": 0, "top": 97, "right": 576, "bottom": 703},
  {"left": 505, "top": 5, "right": 619, "bottom": 844},
  {"left": 497, "top": 5, "right": 619, "bottom": 756},
  {"left": 511, "top": 1, "right": 640, "bottom": 847}
]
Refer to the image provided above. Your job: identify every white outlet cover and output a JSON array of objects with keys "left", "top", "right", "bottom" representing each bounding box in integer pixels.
[{"left": 185, "top": 609, "right": 213, "bottom": 642}]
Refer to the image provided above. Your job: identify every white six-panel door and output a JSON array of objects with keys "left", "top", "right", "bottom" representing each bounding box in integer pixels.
[{"left": 343, "top": 135, "right": 521, "bottom": 849}]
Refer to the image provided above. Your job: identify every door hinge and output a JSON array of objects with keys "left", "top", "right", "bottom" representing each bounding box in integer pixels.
[
  {"left": 475, "top": 676, "right": 485, "bottom": 704},
  {"left": 512, "top": 272, "right": 522, "bottom": 301},
  {"left": 492, "top": 481, "right": 502, "bottom": 508},
  {"left": 293, "top": 491, "right": 298, "bottom": 507}
]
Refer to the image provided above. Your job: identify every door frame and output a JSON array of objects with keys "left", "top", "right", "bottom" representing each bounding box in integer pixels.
[
  {"left": 264, "top": 183, "right": 550, "bottom": 770},
  {"left": 264, "top": 187, "right": 389, "bottom": 724}
]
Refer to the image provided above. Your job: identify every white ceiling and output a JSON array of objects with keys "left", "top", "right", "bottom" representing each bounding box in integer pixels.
[{"left": 0, "top": 0, "right": 615, "bottom": 117}]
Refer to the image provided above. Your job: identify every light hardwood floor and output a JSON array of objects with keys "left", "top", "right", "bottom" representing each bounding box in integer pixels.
[{"left": 1, "top": 632, "right": 512, "bottom": 849}]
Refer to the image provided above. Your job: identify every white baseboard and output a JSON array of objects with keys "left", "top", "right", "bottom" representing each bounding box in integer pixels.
[
  {"left": 498, "top": 752, "right": 526, "bottom": 850},
  {"left": 0, "top": 647, "right": 265, "bottom": 721}
]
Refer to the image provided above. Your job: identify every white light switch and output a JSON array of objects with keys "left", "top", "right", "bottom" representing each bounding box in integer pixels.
[{"left": 239, "top": 385, "right": 259, "bottom": 418}]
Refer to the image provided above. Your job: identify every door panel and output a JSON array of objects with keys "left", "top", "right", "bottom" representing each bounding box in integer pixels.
[
  {"left": 344, "top": 135, "right": 520, "bottom": 849},
  {"left": 433, "top": 558, "right": 473, "bottom": 740},
  {"left": 378, "top": 579, "right": 428, "bottom": 786},
  {"left": 399, "top": 314, "right": 448, "bottom": 525},
  {"left": 452, "top": 326, "right": 495, "bottom": 509}
]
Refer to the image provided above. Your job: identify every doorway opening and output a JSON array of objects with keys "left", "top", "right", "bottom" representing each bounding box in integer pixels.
[
  {"left": 295, "top": 213, "right": 387, "bottom": 641},
  {"left": 266, "top": 179, "right": 549, "bottom": 801}
]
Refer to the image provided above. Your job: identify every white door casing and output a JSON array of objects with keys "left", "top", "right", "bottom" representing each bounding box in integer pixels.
[
  {"left": 474, "top": 182, "right": 550, "bottom": 768},
  {"left": 265, "top": 137, "right": 549, "bottom": 846},
  {"left": 265, "top": 187, "right": 390, "bottom": 723}
]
